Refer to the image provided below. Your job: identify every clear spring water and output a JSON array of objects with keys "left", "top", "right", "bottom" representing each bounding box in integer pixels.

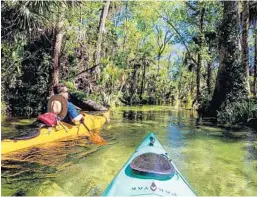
[{"left": 1, "top": 106, "right": 257, "bottom": 196}]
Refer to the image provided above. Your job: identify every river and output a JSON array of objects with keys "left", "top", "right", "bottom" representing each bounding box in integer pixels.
[{"left": 1, "top": 106, "right": 257, "bottom": 196}]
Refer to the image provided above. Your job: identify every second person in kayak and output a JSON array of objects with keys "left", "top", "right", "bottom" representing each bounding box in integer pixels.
[{"left": 53, "top": 83, "right": 84, "bottom": 124}]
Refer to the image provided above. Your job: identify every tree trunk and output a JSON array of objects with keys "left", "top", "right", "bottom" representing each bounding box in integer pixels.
[
  {"left": 210, "top": 1, "right": 248, "bottom": 114},
  {"left": 241, "top": 0, "right": 250, "bottom": 94},
  {"left": 139, "top": 63, "right": 146, "bottom": 103},
  {"left": 123, "top": 19, "right": 128, "bottom": 52},
  {"left": 254, "top": 19, "right": 257, "bottom": 97},
  {"left": 130, "top": 64, "right": 140, "bottom": 105},
  {"left": 207, "top": 61, "right": 212, "bottom": 95},
  {"left": 206, "top": 36, "right": 213, "bottom": 95},
  {"left": 94, "top": 0, "right": 110, "bottom": 74},
  {"left": 157, "top": 54, "right": 161, "bottom": 75},
  {"left": 196, "top": 53, "right": 201, "bottom": 101},
  {"left": 156, "top": 29, "right": 172, "bottom": 76},
  {"left": 50, "top": 2, "right": 66, "bottom": 96},
  {"left": 70, "top": 94, "right": 108, "bottom": 111},
  {"left": 196, "top": 8, "right": 205, "bottom": 102},
  {"left": 123, "top": 3, "right": 128, "bottom": 52}
]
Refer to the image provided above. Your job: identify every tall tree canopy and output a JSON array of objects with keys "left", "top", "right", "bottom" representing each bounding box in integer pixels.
[{"left": 1, "top": 0, "right": 256, "bottom": 125}]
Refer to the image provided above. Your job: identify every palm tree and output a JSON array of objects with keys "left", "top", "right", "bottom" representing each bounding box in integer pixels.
[
  {"left": 2, "top": 1, "right": 79, "bottom": 95},
  {"left": 1, "top": 1, "right": 53, "bottom": 41}
]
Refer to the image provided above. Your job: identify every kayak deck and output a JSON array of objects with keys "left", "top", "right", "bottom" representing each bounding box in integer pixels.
[
  {"left": 102, "top": 132, "right": 197, "bottom": 196},
  {"left": 1, "top": 111, "right": 110, "bottom": 155}
]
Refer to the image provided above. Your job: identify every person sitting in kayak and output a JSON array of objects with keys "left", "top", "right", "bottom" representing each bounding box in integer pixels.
[{"left": 52, "top": 83, "right": 84, "bottom": 124}]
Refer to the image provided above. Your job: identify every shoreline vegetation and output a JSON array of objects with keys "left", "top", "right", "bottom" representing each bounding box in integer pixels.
[{"left": 1, "top": 1, "right": 257, "bottom": 130}]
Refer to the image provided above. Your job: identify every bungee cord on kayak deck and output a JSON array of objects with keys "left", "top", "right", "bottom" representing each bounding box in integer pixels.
[
  {"left": 102, "top": 133, "right": 197, "bottom": 196},
  {"left": 1, "top": 110, "right": 110, "bottom": 154}
]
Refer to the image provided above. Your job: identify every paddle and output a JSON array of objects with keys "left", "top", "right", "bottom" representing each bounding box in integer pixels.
[{"left": 80, "top": 122, "right": 107, "bottom": 145}]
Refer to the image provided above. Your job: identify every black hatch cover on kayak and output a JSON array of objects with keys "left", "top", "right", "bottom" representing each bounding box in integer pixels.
[
  {"left": 130, "top": 153, "right": 175, "bottom": 178},
  {"left": 11, "top": 129, "right": 40, "bottom": 141}
]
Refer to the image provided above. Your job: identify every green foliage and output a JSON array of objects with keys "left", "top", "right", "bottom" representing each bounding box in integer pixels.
[
  {"left": 63, "top": 81, "right": 76, "bottom": 91},
  {"left": 1, "top": 100, "right": 8, "bottom": 117},
  {"left": 70, "top": 90, "right": 87, "bottom": 102},
  {"left": 217, "top": 99, "right": 257, "bottom": 124},
  {"left": 5, "top": 35, "right": 53, "bottom": 117},
  {"left": 1, "top": 0, "right": 253, "bottom": 130}
]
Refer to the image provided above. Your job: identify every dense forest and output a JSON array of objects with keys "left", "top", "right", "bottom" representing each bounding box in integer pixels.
[{"left": 1, "top": 1, "right": 257, "bottom": 128}]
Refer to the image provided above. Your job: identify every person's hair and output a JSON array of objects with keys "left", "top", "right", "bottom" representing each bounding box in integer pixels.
[{"left": 53, "top": 83, "right": 67, "bottom": 94}]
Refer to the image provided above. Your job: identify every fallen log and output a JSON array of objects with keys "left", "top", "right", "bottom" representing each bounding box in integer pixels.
[{"left": 69, "top": 93, "right": 108, "bottom": 111}]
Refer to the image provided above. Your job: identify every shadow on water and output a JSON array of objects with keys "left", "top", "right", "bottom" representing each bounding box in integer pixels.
[
  {"left": 1, "top": 117, "right": 38, "bottom": 140},
  {"left": 245, "top": 144, "right": 257, "bottom": 161},
  {"left": 12, "top": 189, "right": 27, "bottom": 196},
  {"left": 123, "top": 110, "right": 161, "bottom": 121},
  {"left": 1, "top": 135, "right": 105, "bottom": 196}
]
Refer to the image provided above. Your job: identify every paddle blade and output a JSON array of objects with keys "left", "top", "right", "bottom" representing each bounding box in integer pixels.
[
  {"left": 89, "top": 133, "right": 107, "bottom": 145},
  {"left": 80, "top": 122, "right": 107, "bottom": 145}
]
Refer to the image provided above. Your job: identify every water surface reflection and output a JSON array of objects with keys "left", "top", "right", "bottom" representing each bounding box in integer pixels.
[{"left": 1, "top": 106, "right": 257, "bottom": 196}]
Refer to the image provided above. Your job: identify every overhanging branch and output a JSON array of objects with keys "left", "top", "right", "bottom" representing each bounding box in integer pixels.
[
  {"left": 64, "top": 64, "right": 100, "bottom": 80},
  {"left": 160, "top": 15, "right": 197, "bottom": 65}
]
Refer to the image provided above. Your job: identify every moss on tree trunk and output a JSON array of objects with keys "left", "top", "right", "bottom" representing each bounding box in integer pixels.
[{"left": 209, "top": 1, "right": 248, "bottom": 116}]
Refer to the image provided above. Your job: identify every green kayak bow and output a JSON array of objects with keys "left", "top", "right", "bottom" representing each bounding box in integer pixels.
[{"left": 102, "top": 132, "right": 197, "bottom": 196}]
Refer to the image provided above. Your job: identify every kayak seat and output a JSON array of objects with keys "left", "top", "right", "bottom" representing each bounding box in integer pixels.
[{"left": 130, "top": 152, "right": 175, "bottom": 179}]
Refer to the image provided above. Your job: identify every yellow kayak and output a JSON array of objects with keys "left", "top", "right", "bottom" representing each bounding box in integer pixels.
[{"left": 1, "top": 111, "right": 110, "bottom": 155}]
